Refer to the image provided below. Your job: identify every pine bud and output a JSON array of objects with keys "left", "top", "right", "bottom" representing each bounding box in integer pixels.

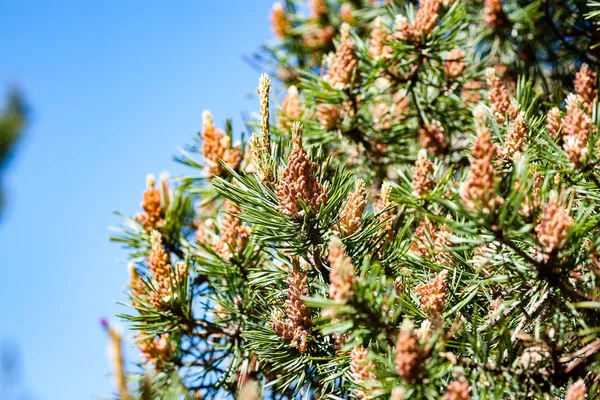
[
  {"left": 442, "top": 381, "right": 471, "bottom": 400},
  {"left": 275, "top": 122, "right": 328, "bottom": 217},
  {"left": 445, "top": 48, "right": 466, "bottom": 78},
  {"left": 565, "top": 380, "right": 587, "bottom": 400},
  {"left": 394, "top": 15, "right": 418, "bottom": 41},
  {"left": 369, "top": 17, "right": 393, "bottom": 60},
  {"left": 328, "top": 237, "right": 355, "bottom": 302},
  {"left": 499, "top": 111, "right": 528, "bottom": 160},
  {"left": 536, "top": 192, "right": 572, "bottom": 253},
  {"left": 316, "top": 103, "right": 341, "bottom": 130},
  {"left": 278, "top": 85, "right": 303, "bottom": 131},
  {"left": 419, "top": 120, "right": 448, "bottom": 154},
  {"left": 201, "top": 110, "right": 242, "bottom": 177},
  {"left": 251, "top": 74, "right": 274, "bottom": 183},
  {"left": 483, "top": 0, "right": 507, "bottom": 29},
  {"left": 135, "top": 174, "right": 165, "bottom": 232},
  {"left": 271, "top": 258, "right": 312, "bottom": 352},
  {"left": 415, "top": 270, "right": 448, "bottom": 316},
  {"left": 271, "top": 2, "right": 291, "bottom": 39},
  {"left": 339, "top": 3, "right": 356, "bottom": 24},
  {"left": 574, "top": 63, "right": 597, "bottom": 113},
  {"left": 486, "top": 68, "right": 516, "bottom": 124},
  {"left": 309, "top": 0, "right": 328, "bottom": 18},
  {"left": 461, "top": 125, "right": 499, "bottom": 213},
  {"left": 414, "top": 0, "right": 441, "bottom": 37},
  {"left": 324, "top": 23, "right": 359, "bottom": 90},
  {"left": 411, "top": 149, "right": 435, "bottom": 198},
  {"left": 394, "top": 323, "right": 424, "bottom": 381},
  {"left": 136, "top": 332, "right": 175, "bottom": 368},
  {"left": 214, "top": 200, "right": 251, "bottom": 259},
  {"left": 546, "top": 107, "right": 562, "bottom": 138},
  {"left": 338, "top": 180, "right": 367, "bottom": 236},
  {"left": 147, "top": 231, "right": 184, "bottom": 308},
  {"left": 563, "top": 93, "right": 592, "bottom": 167},
  {"left": 350, "top": 345, "right": 376, "bottom": 399},
  {"left": 410, "top": 218, "right": 438, "bottom": 258},
  {"left": 376, "top": 182, "right": 396, "bottom": 242}
]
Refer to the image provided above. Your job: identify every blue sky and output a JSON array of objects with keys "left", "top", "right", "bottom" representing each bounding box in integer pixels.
[{"left": 0, "top": 1, "right": 274, "bottom": 398}]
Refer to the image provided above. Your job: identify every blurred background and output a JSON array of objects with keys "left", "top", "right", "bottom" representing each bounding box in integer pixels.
[{"left": 0, "top": 1, "right": 273, "bottom": 398}]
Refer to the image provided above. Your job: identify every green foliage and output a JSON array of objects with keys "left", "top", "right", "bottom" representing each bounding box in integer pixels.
[{"left": 110, "top": 0, "right": 600, "bottom": 398}]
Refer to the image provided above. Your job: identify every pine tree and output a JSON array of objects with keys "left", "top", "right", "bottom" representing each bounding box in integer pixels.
[{"left": 110, "top": 0, "right": 600, "bottom": 398}]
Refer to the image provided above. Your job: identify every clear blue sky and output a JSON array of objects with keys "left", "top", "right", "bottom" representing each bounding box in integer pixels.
[{"left": 0, "top": 1, "right": 273, "bottom": 398}]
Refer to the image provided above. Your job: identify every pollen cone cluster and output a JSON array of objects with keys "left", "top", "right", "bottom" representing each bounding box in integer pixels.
[
  {"left": 486, "top": 68, "right": 516, "bottom": 124},
  {"left": 415, "top": 270, "right": 448, "bottom": 316},
  {"left": 278, "top": 85, "right": 303, "bottom": 131},
  {"left": 562, "top": 93, "right": 592, "bottom": 167},
  {"left": 411, "top": 149, "right": 435, "bottom": 198},
  {"left": 338, "top": 180, "right": 367, "bottom": 236},
  {"left": 461, "top": 121, "right": 499, "bottom": 213},
  {"left": 328, "top": 237, "right": 355, "bottom": 303},
  {"left": 394, "top": 0, "right": 441, "bottom": 41},
  {"left": 369, "top": 17, "right": 393, "bottom": 60},
  {"left": 546, "top": 107, "right": 562, "bottom": 138},
  {"left": 395, "top": 324, "right": 424, "bottom": 381},
  {"left": 309, "top": 0, "right": 328, "bottom": 18},
  {"left": 271, "top": 2, "right": 292, "bottom": 39},
  {"left": 276, "top": 122, "right": 328, "bottom": 217},
  {"left": 201, "top": 111, "right": 242, "bottom": 177},
  {"left": 136, "top": 332, "right": 175, "bottom": 368},
  {"left": 376, "top": 182, "right": 396, "bottom": 243},
  {"left": 350, "top": 345, "right": 377, "bottom": 399},
  {"left": 574, "top": 63, "right": 597, "bottom": 113},
  {"left": 135, "top": 174, "right": 165, "bottom": 232},
  {"left": 324, "top": 23, "right": 359, "bottom": 90},
  {"left": 499, "top": 111, "right": 528, "bottom": 160},
  {"left": 214, "top": 200, "right": 251, "bottom": 259},
  {"left": 410, "top": 218, "right": 437, "bottom": 258},
  {"left": 419, "top": 120, "right": 447, "bottom": 154},
  {"left": 445, "top": 48, "right": 466, "bottom": 78},
  {"left": 442, "top": 381, "right": 471, "bottom": 400},
  {"left": 271, "top": 258, "right": 312, "bottom": 352},
  {"left": 147, "top": 231, "right": 185, "bottom": 308},
  {"left": 483, "top": 0, "right": 507, "bottom": 28},
  {"left": 536, "top": 192, "right": 573, "bottom": 253}
]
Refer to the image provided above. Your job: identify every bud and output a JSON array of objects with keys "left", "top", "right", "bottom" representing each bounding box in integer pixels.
[
  {"left": 499, "top": 112, "right": 528, "bottom": 160},
  {"left": 376, "top": 182, "right": 396, "bottom": 243},
  {"left": 411, "top": 149, "right": 435, "bottom": 198},
  {"left": 214, "top": 200, "right": 251, "bottom": 259},
  {"left": 338, "top": 180, "right": 367, "bottom": 236},
  {"left": 251, "top": 74, "right": 274, "bottom": 182},
  {"left": 445, "top": 48, "right": 466, "bottom": 78},
  {"left": 271, "top": 2, "right": 291, "bottom": 39},
  {"left": 309, "top": 0, "right": 328, "bottom": 18},
  {"left": 415, "top": 270, "right": 448, "bottom": 316},
  {"left": 394, "top": 323, "right": 424, "bottom": 381},
  {"left": 574, "top": 63, "right": 597, "bottom": 113},
  {"left": 369, "top": 17, "right": 393, "bottom": 60},
  {"left": 275, "top": 122, "right": 329, "bottom": 217},
  {"left": 419, "top": 120, "right": 448, "bottom": 154},
  {"left": 278, "top": 85, "right": 303, "bottom": 131},
  {"left": 324, "top": 23, "right": 359, "bottom": 89},
  {"left": 350, "top": 345, "right": 376, "bottom": 399},
  {"left": 316, "top": 103, "right": 341, "bottom": 130},
  {"left": 483, "top": 0, "right": 507, "bottom": 28},
  {"left": 201, "top": 110, "right": 242, "bottom": 177},
  {"left": 536, "top": 192, "right": 573, "bottom": 253},
  {"left": 546, "top": 107, "right": 562, "bottom": 138},
  {"left": 135, "top": 174, "right": 165, "bottom": 232},
  {"left": 442, "top": 381, "right": 471, "bottom": 400},
  {"left": 563, "top": 93, "right": 592, "bottom": 167},
  {"left": 271, "top": 258, "right": 312, "bottom": 352},
  {"left": 485, "top": 68, "right": 516, "bottom": 124}
]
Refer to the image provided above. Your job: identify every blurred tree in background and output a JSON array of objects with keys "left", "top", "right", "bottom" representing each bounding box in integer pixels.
[
  {"left": 109, "top": 0, "right": 600, "bottom": 398},
  {"left": 0, "top": 89, "right": 26, "bottom": 214}
]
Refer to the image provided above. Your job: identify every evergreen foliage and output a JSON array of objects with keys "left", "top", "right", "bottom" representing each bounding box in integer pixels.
[{"left": 110, "top": 0, "right": 600, "bottom": 398}]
